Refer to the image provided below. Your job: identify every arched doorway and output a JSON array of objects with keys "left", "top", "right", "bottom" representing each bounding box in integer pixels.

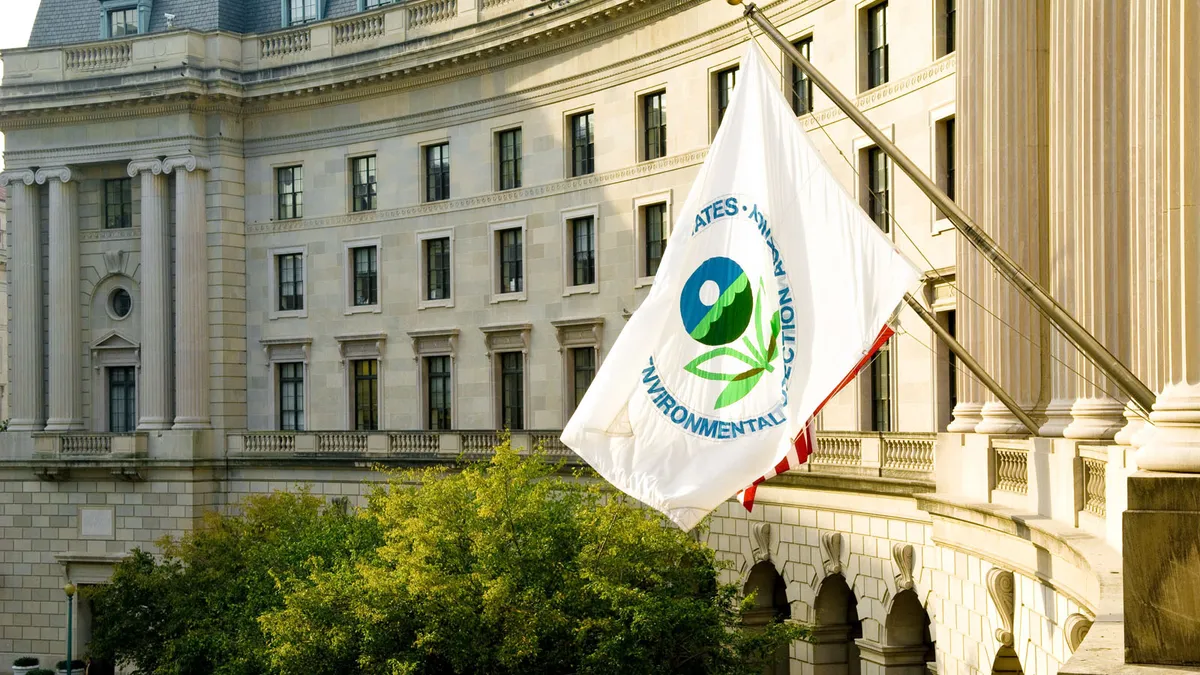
[
  {"left": 743, "top": 561, "right": 792, "bottom": 675},
  {"left": 991, "top": 645, "right": 1023, "bottom": 675},
  {"left": 810, "top": 575, "right": 863, "bottom": 675}
]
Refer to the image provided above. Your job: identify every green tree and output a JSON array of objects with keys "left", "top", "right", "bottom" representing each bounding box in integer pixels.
[
  {"left": 87, "top": 490, "right": 381, "bottom": 675},
  {"left": 259, "top": 441, "right": 806, "bottom": 675}
]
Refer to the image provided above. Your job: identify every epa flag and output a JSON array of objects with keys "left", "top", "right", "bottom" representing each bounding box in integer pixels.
[{"left": 562, "top": 45, "right": 920, "bottom": 530}]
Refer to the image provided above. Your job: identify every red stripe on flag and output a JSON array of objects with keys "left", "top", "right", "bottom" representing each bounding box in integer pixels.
[{"left": 738, "top": 325, "right": 895, "bottom": 513}]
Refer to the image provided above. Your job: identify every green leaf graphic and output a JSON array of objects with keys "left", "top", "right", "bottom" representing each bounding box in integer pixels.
[
  {"left": 715, "top": 370, "right": 765, "bottom": 409},
  {"left": 684, "top": 347, "right": 759, "bottom": 381}
]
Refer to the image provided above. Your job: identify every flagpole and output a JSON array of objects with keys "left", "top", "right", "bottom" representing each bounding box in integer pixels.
[{"left": 734, "top": 1, "right": 1157, "bottom": 416}]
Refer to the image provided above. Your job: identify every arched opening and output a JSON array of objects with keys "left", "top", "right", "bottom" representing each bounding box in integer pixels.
[
  {"left": 991, "top": 645, "right": 1023, "bottom": 675},
  {"left": 743, "top": 561, "right": 791, "bottom": 675},
  {"left": 871, "top": 589, "right": 936, "bottom": 675},
  {"left": 810, "top": 574, "right": 863, "bottom": 675}
]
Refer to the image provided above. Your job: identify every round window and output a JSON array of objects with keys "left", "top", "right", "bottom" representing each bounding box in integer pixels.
[{"left": 110, "top": 288, "right": 132, "bottom": 319}]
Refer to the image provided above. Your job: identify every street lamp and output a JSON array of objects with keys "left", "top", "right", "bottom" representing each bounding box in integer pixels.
[{"left": 63, "top": 584, "right": 76, "bottom": 675}]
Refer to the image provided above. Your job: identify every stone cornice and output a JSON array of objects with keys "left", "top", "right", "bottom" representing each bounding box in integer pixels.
[
  {"left": 247, "top": 147, "right": 708, "bottom": 236},
  {"left": 0, "top": 169, "right": 36, "bottom": 186},
  {"left": 34, "top": 166, "right": 74, "bottom": 184},
  {"left": 801, "top": 52, "right": 956, "bottom": 130}
]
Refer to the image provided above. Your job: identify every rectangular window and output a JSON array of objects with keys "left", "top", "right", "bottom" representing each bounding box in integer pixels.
[
  {"left": 104, "top": 178, "right": 132, "bottom": 230},
  {"left": 869, "top": 339, "right": 892, "bottom": 432},
  {"left": 427, "top": 355, "right": 452, "bottom": 430},
  {"left": 351, "top": 246, "right": 378, "bottom": 306},
  {"left": 277, "top": 253, "right": 304, "bottom": 312},
  {"left": 570, "top": 216, "right": 596, "bottom": 286},
  {"left": 643, "top": 91, "right": 667, "bottom": 160},
  {"left": 644, "top": 202, "right": 667, "bottom": 277},
  {"left": 498, "top": 227, "right": 523, "bottom": 294},
  {"left": 109, "top": 8, "right": 138, "bottom": 37},
  {"left": 570, "top": 112, "right": 595, "bottom": 177},
  {"left": 289, "top": 0, "right": 319, "bottom": 24},
  {"left": 426, "top": 237, "right": 451, "bottom": 300},
  {"left": 867, "top": 2, "right": 889, "bottom": 89},
  {"left": 572, "top": 347, "right": 595, "bottom": 410},
  {"left": 277, "top": 166, "right": 303, "bottom": 220},
  {"left": 425, "top": 143, "right": 450, "bottom": 202},
  {"left": 365, "top": 0, "right": 393, "bottom": 7},
  {"left": 791, "top": 37, "right": 814, "bottom": 115},
  {"left": 944, "top": 117, "right": 956, "bottom": 201},
  {"left": 278, "top": 362, "right": 305, "bottom": 431},
  {"left": 716, "top": 67, "right": 738, "bottom": 127},
  {"left": 867, "top": 147, "right": 889, "bottom": 233},
  {"left": 945, "top": 0, "right": 956, "bottom": 54},
  {"left": 947, "top": 310, "right": 957, "bottom": 413},
  {"left": 353, "top": 359, "right": 379, "bottom": 431},
  {"left": 500, "top": 352, "right": 524, "bottom": 430},
  {"left": 498, "top": 129, "right": 522, "bottom": 190},
  {"left": 351, "top": 156, "right": 377, "bottom": 212},
  {"left": 108, "top": 366, "right": 136, "bottom": 433}
]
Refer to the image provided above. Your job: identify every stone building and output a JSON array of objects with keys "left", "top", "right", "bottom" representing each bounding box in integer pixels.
[{"left": 0, "top": 0, "right": 1195, "bottom": 673}]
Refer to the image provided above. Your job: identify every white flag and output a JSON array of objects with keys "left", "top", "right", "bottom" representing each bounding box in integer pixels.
[{"left": 562, "top": 44, "right": 920, "bottom": 530}]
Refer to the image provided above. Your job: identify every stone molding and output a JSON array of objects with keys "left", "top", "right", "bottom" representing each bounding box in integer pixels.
[
  {"left": 551, "top": 317, "right": 604, "bottom": 353},
  {"left": 335, "top": 332, "right": 388, "bottom": 363},
  {"left": 986, "top": 567, "right": 1016, "bottom": 646},
  {"left": 34, "top": 166, "right": 74, "bottom": 184},
  {"left": 260, "top": 336, "right": 314, "bottom": 366},
  {"left": 0, "top": 169, "right": 36, "bottom": 186},
  {"left": 81, "top": 227, "right": 141, "bottom": 242},
  {"left": 750, "top": 522, "right": 771, "bottom": 564},
  {"left": 126, "top": 158, "right": 164, "bottom": 177},
  {"left": 480, "top": 323, "right": 533, "bottom": 358},
  {"left": 162, "top": 155, "right": 212, "bottom": 173},
  {"left": 407, "top": 328, "right": 460, "bottom": 360},
  {"left": 891, "top": 542, "right": 915, "bottom": 591},
  {"left": 819, "top": 531, "right": 843, "bottom": 576}
]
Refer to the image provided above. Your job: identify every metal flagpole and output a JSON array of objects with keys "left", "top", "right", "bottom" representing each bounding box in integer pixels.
[
  {"left": 903, "top": 293, "right": 1040, "bottom": 434},
  {"left": 734, "top": 1, "right": 1157, "bottom": 416}
]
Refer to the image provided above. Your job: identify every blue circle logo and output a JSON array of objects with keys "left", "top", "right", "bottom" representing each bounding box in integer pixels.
[{"left": 680, "top": 257, "right": 754, "bottom": 346}]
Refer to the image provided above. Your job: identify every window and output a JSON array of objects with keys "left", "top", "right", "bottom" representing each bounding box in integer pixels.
[
  {"left": 425, "top": 143, "right": 450, "bottom": 202},
  {"left": 866, "top": 2, "right": 889, "bottom": 89},
  {"left": 643, "top": 91, "right": 667, "bottom": 160},
  {"left": 715, "top": 67, "right": 738, "bottom": 127},
  {"left": 947, "top": 310, "right": 957, "bottom": 413},
  {"left": 351, "top": 156, "right": 377, "bottom": 212},
  {"left": 570, "top": 216, "right": 596, "bottom": 287},
  {"left": 278, "top": 362, "right": 305, "bottom": 431},
  {"left": 570, "top": 112, "right": 595, "bottom": 177},
  {"left": 867, "top": 147, "right": 889, "bottom": 233},
  {"left": 353, "top": 359, "right": 379, "bottom": 431},
  {"left": 943, "top": 117, "right": 956, "bottom": 201},
  {"left": 497, "top": 129, "right": 522, "bottom": 190},
  {"left": 869, "top": 339, "right": 892, "bottom": 432},
  {"left": 104, "top": 178, "right": 132, "bottom": 230},
  {"left": 500, "top": 352, "right": 524, "bottom": 430},
  {"left": 289, "top": 0, "right": 319, "bottom": 25},
  {"left": 351, "top": 246, "right": 378, "bottom": 306},
  {"left": 644, "top": 202, "right": 668, "bottom": 277},
  {"left": 426, "top": 355, "right": 452, "bottom": 430},
  {"left": 498, "top": 227, "right": 523, "bottom": 294},
  {"left": 108, "top": 8, "right": 138, "bottom": 37},
  {"left": 277, "top": 252, "right": 305, "bottom": 312},
  {"left": 364, "top": 0, "right": 394, "bottom": 7},
  {"left": 425, "top": 236, "right": 451, "bottom": 301},
  {"left": 109, "top": 288, "right": 132, "bottom": 319},
  {"left": 277, "top": 166, "right": 303, "bottom": 220},
  {"left": 108, "top": 366, "right": 136, "bottom": 433},
  {"left": 791, "top": 37, "right": 814, "bottom": 115},
  {"left": 572, "top": 347, "right": 595, "bottom": 410},
  {"left": 944, "top": 0, "right": 956, "bottom": 55}
]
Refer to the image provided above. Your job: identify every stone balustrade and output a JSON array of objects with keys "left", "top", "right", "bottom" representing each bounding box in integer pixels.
[
  {"left": 333, "top": 14, "right": 386, "bottom": 45},
  {"left": 993, "top": 442, "right": 1030, "bottom": 495},
  {"left": 64, "top": 42, "right": 132, "bottom": 71},
  {"left": 1081, "top": 455, "right": 1106, "bottom": 517},
  {"left": 30, "top": 432, "right": 147, "bottom": 458},
  {"left": 407, "top": 0, "right": 458, "bottom": 29},
  {"left": 260, "top": 28, "right": 312, "bottom": 59}
]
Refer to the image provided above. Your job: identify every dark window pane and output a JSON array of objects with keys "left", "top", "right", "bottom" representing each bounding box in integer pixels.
[
  {"left": 791, "top": 38, "right": 814, "bottom": 115},
  {"left": 104, "top": 178, "right": 132, "bottom": 230},
  {"left": 426, "top": 143, "right": 450, "bottom": 201},
  {"left": 498, "top": 228, "right": 523, "bottom": 294},
  {"left": 945, "top": 117, "right": 956, "bottom": 201},
  {"left": 500, "top": 352, "right": 524, "bottom": 430},
  {"left": 644, "top": 203, "right": 667, "bottom": 276},
  {"left": 498, "top": 129, "right": 522, "bottom": 190},
  {"left": 277, "top": 253, "right": 304, "bottom": 311},
  {"left": 352, "top": 156, "right": 377, "bottom": 212},
  {"left": 108, "top": 366, "right": 136, "bottom": 433},
  {"left": 426, "top": 237, "right": 451, "bottom": 300},
  {"left": 572, "top": 347, "right": 595, "bottom": 410},
  {"left": 643, "top": 92, "right": 667, "bottom": 160},
  {"left": 945, "top": 0, "right": 956, "bottom": 54},
  {"left": 427, "top": 355, "right": 452, "bottom": 430},
  {"left": 353, "top": 359, "right": 378, "bottom": 431},
  {"left": 109, "top": 8, "right": 138, "bottom": 36},
  {"left": 947, "top": 311, "right": 957, "bottom": 413},
  {"left": 867, "top": 147, "right": 889, "bottom": 233},
  {"left": 870, "top": 339, "right": 892, "bottom": 432},
  {"left": 570, "top": 216, "right": 596, "bottom": 286},
  {"left": 290, "top": 0, "right": 318, "bottom": 24},
  {"left": 278, "top": 362, "right": 305, "bottom": 431},
  {"left": 570, "top": 112, "right": 595, "bottom": 177},
  {"left": 867, "top": 2, "right": 889, "bottom": 88},
  {"left": 277, "top": 166, "right": 303, "bottom": 220},
  {"left": 716, "top": 67, "right": 738, "bottom": 126},
  {"left": 352, "top": 246, "right": 378, "bottom": 306}
]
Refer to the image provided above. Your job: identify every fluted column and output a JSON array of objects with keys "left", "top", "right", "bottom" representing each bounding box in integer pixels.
[
  {"left": 0, "top": 170, "right": 44, "bottom": 432},
  {"left": 972, "top": 0, "right": 1051, "bottom": 435},
  {"left": 947, "top": 0, "right": 986, "bottom": 432},
  {"left": 129, "top": 159, "right": 173, "bottom": 429},
  {"left": 37, "top": 167, "right": 83, "bottom": 432},
  {"left": 1136, "top": 1, "right": 1200, "bottom": 471},
  {"left": 164, "top": 155, "right": 210, "bottom": 430}
]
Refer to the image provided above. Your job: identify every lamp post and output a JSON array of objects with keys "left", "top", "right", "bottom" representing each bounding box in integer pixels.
[{"left": 63, "top": 583, "right": 75, "bottom": 675}]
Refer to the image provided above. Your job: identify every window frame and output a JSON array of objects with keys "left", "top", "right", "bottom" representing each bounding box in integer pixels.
[
  {"left": 277, "top": 361, "right": 306, "bottom": 432},
  {"left": 866, "top": 337, "right": 894, "bottom": 432},
  {"left": 261, "top": 337, "right": 312, "bottom": 431},
  {"left": 935, "top": 0, "right": 956, "bottom": 58},
  {"left": 929, "top": 103, "right": 956, "bottom": 234},
  {"left": 496, "top": 128, "right": 523, "bottom": 191},
  {"left": 498, "top": 351, "right": 525, "bottom": 431},
  {"left": 861, "top": 0, "right": 889, "bottom": 91},
  {"left": 107, "top": 365, "right": 137, "bottom": 433},
  {"left": 552, "top": 317, "right": 604, "bottom": 421},
  {"left": 343, "top": 237, "right": 382, "bottom": 314},
  {"left": 417, "top": 228, "right": 455, "bottom": 309},
  {"left": 561, "top": 205, "right": 600, "bottom": 295},
  {"left": 640, "top": 89, "right": 668, "bottom": 161},
  {"left": 350, "top": 154, "right": 377, "bottom": 213},
  {"left": 854, "top": 125, "right": 894, "bottom": 236},
  {"left": 103, "top": 177, "right": 133, "bottom": 230},
  {"left": 481, "top": 323, "right": 531, "bottom": 431},
  {"left": 351, "top": 358, "right": 380, "bottom": 431},
  {"left": 790, "top": 35, "right": 815, "bottom": 116},
  {"left": 632, "top": 191, "right": 673, "bottom": 287},
  {"left": 275, "top": 165, "right": 304, "bottom": 221},
  {"left": 425, "top": 355, "right": 453, "bottom": 431},
  {"left": 712, "top": 65, "right": 739, "bottom": 137},
  {"left": 408, "top": 328, "right": 458, "bottom": 431},
  {"left": 336, "top": 333, "right": 386, "bottom": 430},
  {"left": 287, "top": 0, "right": 321, "bottom": 26},
  {"left": 488, "top": 218, "right": 527, "bottom": 303},
  {"left": 423, "top": 141, "right": 451, "bottom": 202},
  {"left": 268, "top": 245, "right": 308, "bottom": 320},
  {"left": 567, "top": 110, "right": 596, "bottom": 177}
]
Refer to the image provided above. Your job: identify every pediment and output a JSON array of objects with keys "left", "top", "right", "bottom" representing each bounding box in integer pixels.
[{"left": 91, "top": 330, "right": 139, "bottom": 351}]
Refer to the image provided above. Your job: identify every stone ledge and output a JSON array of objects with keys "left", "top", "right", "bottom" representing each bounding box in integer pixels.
[{"left": 766, "top": 471, "right": 935, "bottom": 497}]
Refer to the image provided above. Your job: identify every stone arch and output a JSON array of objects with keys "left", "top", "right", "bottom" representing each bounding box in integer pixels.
[
  {"left": 991, "top": 645, "right": 1023, "bottom": 675},
  {"left": 810, "top": 573, "right": 863, "bottom": 675},
  {"left": 743, "top": 561, "right": 791, "bottom": 675},
  {"left": 856, "top": 589, "right": 936, "bottom": 675}
]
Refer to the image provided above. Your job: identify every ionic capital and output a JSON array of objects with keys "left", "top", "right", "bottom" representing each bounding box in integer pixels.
[
  {"left": 0, "top": 169, "right": 36, "bottom": 187},
  {"left": 162, "top": 155, "right": 211, "bottom": 174},
  {"left": 127, "top": 159, "right": 164, "bottom": 177},
  {"left": 34, "top": 166, "right": 74, "bottom": 185}
]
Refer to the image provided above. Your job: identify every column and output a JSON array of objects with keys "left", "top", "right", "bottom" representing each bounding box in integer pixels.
[
  {"left": 164, "top": 156, "right": 210, "bottom": 429},
  {"left": 37, "top": 167, "right": 83, "bottom": 432},
  {"left": 947, "top": 0, "right": 985, "bottom": 432},
  {"left": 129, "top": 159, "right": 173, "bottom": 429},
  {"left": 0, "top": 170, "right": 43, "bottom": 432},
  {"left": 972, "top": 0, "right": 1051, "bottom": 436}
]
